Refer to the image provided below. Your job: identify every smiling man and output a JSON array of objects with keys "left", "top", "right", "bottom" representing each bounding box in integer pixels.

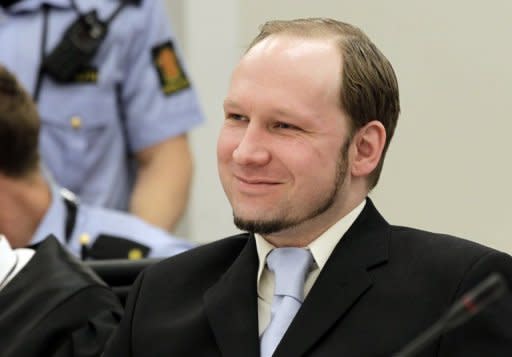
[
  {"left": 219, "top": 33, "right": 363, "bottom": 247},
  {"left": 105, "top": 18, "right": 512, "bottom": 356}
]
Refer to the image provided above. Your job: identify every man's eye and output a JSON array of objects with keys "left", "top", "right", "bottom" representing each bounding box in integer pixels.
[
  {"left": 226, "top": 113, "right": 246, "bottom": 121},
  {"left": 275, "top": 122, "right": 297, "bottom": 130}
]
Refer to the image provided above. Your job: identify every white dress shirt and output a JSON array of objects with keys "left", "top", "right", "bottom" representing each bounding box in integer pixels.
[
  {"left": 0, "top": 235, "right": 35, "bottom": 291},
  {"left": 255, "top": 199, "right": 366, "bottom": 335}
]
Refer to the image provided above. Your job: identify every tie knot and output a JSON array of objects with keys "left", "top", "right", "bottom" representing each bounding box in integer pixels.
[{"left": 266, "top": 247, "right": 313, "bottom": 302}]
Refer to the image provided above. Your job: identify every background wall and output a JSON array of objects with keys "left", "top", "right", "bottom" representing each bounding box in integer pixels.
[{"left": 166, "top": 0, "right": 512, "bottom": 251}]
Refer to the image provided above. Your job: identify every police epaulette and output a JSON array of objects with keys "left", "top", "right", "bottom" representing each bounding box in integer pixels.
[{"left": 88, "top": 234, "right": 151, "bottom": 260}]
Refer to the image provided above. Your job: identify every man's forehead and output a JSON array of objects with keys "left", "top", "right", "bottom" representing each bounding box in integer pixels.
[
  {"left": 224, "top": 42, "right": 344, "bottom": 122},
  {"left": 243, "top": 34, "right": 339, "bottom": 64},
  {"left": 227, "top": 35, "right": 342, "bottom": 101},
  {"left": 230, "top": 36, "right": 342, "bottom": 89}
]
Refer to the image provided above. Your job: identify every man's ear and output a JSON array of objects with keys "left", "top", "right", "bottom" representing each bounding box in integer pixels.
[{"left": 350, "top": 120, "right": 386, "bottom": 178}]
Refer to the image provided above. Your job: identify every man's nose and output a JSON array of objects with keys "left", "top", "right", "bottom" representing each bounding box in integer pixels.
[{"left": 232, "top": 125, "right": 271, "bottom": 166}]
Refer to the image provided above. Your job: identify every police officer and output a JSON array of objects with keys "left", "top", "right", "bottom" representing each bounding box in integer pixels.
[
  {"left": 0, "top": 0, "right": 204, "bottom": 232},
  {"left": 30, "top": 180, "right": 196, "bottom": 259},
  {"left": 0, "top": 65, "right": 196, "bottom": 260}
]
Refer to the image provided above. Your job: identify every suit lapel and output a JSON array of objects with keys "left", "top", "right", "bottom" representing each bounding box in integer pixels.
[
  {"left": 275, "top": 199, "right": 391, "bottom": 356},
  {"left": 204, "top": 236, "right": 260, "bottom": 357}
]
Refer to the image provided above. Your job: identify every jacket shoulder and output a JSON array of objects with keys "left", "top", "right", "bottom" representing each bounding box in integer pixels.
[
  {"left": 148, "top": 233, "right": 251, "bottom": 276},
  {"left": 390, "top": 225, "right": 499, "bottom": 257},
  {"left": 388, "top": 226, "right": 512, "bottom": 288},
  {"left": 35, "top": 235, "right": 107, "bottom": 288},
  {"left": 136, "top": 233, "right": 252, "bottom": 291}
]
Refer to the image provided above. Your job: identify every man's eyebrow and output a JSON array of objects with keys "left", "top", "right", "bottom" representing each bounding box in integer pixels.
[
  {"left": 223, "top": 99, "right": 241, "bottom": 109},
  {"left": 223, "top": 100, "right": 309, "bottom": 121}
]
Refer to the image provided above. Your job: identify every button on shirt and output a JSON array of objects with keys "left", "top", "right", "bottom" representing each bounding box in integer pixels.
[
  {"left": 255, "top": 199, "right": 366, "bottom": 335},
  {"left": 31, "top": 182, "right": 195, "bottom": 259},
  {"left": 0, "top": 0, "right": 204, "bottom": 210},
  {"left": 0, "top": 235, "right": 35, "bottom": 292}
]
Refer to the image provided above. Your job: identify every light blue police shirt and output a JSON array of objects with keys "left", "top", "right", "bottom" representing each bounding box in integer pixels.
[
  {"left": 31, "top": 182, "right": 196, "bottom": 259},
  {"left": 0, "top": 0, "right": 204, "bottom": 210}
]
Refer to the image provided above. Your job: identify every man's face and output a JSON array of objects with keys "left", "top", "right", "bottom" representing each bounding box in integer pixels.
[{"left": 218, "top": 35, "right": 354, "bottom": 238}]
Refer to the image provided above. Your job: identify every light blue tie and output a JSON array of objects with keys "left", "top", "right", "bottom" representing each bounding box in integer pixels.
[{"left": 260, "top": 247, "right": 314, "bottom": 357}]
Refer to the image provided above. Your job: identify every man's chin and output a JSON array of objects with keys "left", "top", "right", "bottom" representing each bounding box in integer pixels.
[{"left": 233, "top": 215, "right": 294, "bottom": 235}]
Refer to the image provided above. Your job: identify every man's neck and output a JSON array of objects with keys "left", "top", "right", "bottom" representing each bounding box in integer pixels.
[
  {"left": 262, "top": 187, "right": 368, "bottom": 248},
  {"left": 0, "top": 172, "right": 51, "bottom": 248}
]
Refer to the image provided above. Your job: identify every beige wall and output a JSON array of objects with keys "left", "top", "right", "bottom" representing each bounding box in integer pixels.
[{"left": 168, "top": 0, "right": 512, "bottom": 251}]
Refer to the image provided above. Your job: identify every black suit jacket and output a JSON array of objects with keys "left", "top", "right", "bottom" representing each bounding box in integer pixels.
[
  {"left": 105, "top": 200, "right": 512, "bottom": 356},
  {"left": 0, "top": 236, "right": 122, "bottom": 357}
]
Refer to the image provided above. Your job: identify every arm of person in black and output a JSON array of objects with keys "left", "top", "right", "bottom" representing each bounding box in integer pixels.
[
  {"left": 19, "top": 285, "right": 122, "bottom": 357},
  {"left": 103, "top": 270, "right": 146, "bottom": 357}
]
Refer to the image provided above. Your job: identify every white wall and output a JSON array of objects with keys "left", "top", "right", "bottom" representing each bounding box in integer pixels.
[
  {"left": 166, "top": 0, "right": 243, "bottom": 243},
  {"left": 167, "top": 0, "right": 512, "bottom": 251}
]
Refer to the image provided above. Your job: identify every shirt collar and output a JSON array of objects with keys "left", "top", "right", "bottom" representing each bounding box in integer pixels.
[
  {"left": 31, "top": 181, "right": 66, "bottom": 246},
  {"left": 308, "top": 199, "right": 366, "bottom": 270},
  {"left": 0, "top": 235, "right": 35, "bottom": 291},
  {"left": 0, "top": 235, "right": 17, "bottom": 283},
  {"left": 255, "top": 199, "right": 367, "bottom": 288},
  {"left": 255, "top": 236, "right": 275, "bottom": 289}
]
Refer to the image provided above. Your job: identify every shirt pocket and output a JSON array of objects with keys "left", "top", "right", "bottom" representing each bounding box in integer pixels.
[{"left": 37, "top": 85, "right": 118, "bottom": 194}]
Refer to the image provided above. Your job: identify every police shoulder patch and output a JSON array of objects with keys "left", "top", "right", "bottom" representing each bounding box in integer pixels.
[{"left": 152, "top": 40, "right": 190, "bottom": 95}]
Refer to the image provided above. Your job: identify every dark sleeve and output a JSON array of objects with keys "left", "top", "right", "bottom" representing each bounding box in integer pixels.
[
  {"left": 19, "top": 285, "right": 122, "bottom": 357},
  {"left": 103, "top": 270, "right": 146, "bottom": 357},
  {"left": 51, "top": 286, "right": 123, "bottom": 357},
  {"left": 439, "top": 250, "right": 512, "bottom": 356}
]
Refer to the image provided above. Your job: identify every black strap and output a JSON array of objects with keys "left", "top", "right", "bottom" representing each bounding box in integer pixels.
[
  {"left": 70, "top": 0, "right": 128, "bottom": 24},
  {"left": 0, "top": 0, "right": 22, "bottom": 9},
  {"left": 69, "top": 0, "right": 80, "bottom": 14},
  {"left": 33, "top": 4, "right": 50, "bottom": 102},
  {"left": 61, "top": 190, "right": 78, "bottom": 243}
]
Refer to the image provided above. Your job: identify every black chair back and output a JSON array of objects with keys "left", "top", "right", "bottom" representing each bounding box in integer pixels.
[{"left": 85, "top": 258, "right": 161, "bottom": 306}]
